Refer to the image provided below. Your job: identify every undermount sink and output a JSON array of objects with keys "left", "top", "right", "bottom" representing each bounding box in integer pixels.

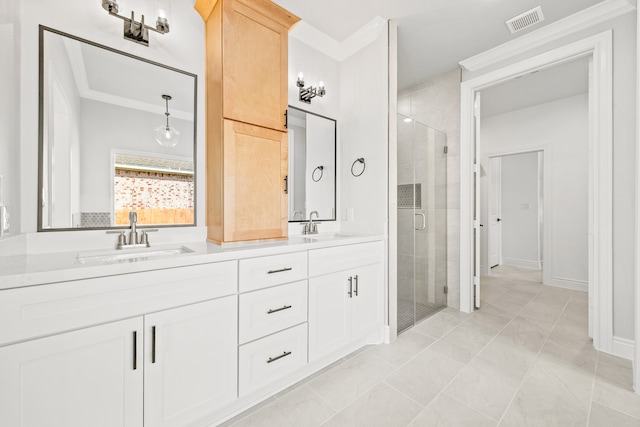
[
  {"left": 302, "top": 233, "right": 354, "bottom": 242},
  {"left": 75, "top": 246, "right": 194, "bottom": 265}
]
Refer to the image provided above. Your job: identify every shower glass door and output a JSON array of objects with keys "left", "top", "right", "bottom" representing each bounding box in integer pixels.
[{"left": 397, "top": 114, "right": 448, "bottom": 334}]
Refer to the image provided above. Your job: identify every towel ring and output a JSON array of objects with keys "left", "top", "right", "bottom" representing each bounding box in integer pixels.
[
  {"left": 312, "top": 166, "right": 324, "bottom": 182},
  {"left": 351, "top": 158, "right": 365, "bottom": 177}
]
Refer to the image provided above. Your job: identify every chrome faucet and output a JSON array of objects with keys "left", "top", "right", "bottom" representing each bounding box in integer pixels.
[
  {"left": 302, "top": 211, "right": 320, "bottom": 235},
  {"left": 107, "top": 211, "right": 158, "bottom": 249}
]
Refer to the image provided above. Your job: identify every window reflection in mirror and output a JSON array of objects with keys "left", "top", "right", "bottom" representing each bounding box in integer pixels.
[
  {"left": 38, "top": 26, "right": 197, "bottom": 231},
  {"left": 287, "top": 106, "right": 336, "bottom": 222}
]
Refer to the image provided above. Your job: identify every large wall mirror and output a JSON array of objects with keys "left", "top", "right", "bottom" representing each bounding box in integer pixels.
[
  {"left": 38, "top": 26, "right": 197, "bottom": 231},
  {"left": 287, "top": 106, "right": 336, "bottom": 222}
]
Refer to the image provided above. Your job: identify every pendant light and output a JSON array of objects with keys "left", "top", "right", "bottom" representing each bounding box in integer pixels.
[{"left": 154, "top": 94, "right": 180, "bottom": 147}]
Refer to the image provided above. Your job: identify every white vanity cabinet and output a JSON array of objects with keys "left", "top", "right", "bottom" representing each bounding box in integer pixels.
[
  {"left": 0, "top": 317, "right": 144, "bottom": 427},
  {"left": 308, "top": 242, "right": 384, "bottom": 362}
]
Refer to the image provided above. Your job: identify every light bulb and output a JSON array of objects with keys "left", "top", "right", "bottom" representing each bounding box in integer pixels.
[
  {"left": 298, "top": 72, "right": 304, "bottom": 80},
  {"left": 154, "top": 124, "right": 181, "bottom": 148},
  {"left": 403, "top": 118, "right": 413, "bottom": 123},
  {"left": 318, "top": 81, "right": 324, "bottom": 89}
]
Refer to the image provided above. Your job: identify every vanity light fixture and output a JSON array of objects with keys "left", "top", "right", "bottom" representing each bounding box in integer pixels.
[
  {"left": 296, "top": 72, "right": 326, "bottom": 104},
  {"left": 101, "top": 0, "right": 170, "bottom": 47},
  {"left": 154, "top": 95, "right": 181, "bottom": 148}
]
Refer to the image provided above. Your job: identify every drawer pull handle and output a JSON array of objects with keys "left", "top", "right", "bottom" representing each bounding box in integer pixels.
[
  {"left": 133, "top": 331, "right": 138, "bottom": 370},
  {"left": 267, "top": 351, "right": 292, "bottom": 364},
  {"left": 268, "top": 267, "right": 293, "bottom": 274},
  {"left": 267, "top": 305, "right": 292, "bottom": 314}
]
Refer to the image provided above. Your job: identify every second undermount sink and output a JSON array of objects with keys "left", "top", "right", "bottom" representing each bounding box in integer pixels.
[{"left": 75, "top": 246, "right": 195, "bottom": 265}]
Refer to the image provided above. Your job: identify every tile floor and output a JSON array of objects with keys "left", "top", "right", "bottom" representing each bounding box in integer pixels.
[{"left": 219, "top": 267, "right": 640, "bottom": 427}]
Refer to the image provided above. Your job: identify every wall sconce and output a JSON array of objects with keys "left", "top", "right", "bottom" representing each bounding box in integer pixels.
[
  {"left": 101, "top": 0, "right": 170, "bottom": 47},
  {"left": 154, "top": 95, "right": 181, "bottom": 147},
  {"left": 297, "top": 72, "right": 326, "bottom": 104}
]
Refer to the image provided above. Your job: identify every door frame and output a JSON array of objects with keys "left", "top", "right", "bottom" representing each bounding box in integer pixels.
[
  {"left": 483, "top": 149, "right": 545, "bottom": 276},
  {"left": 460, "top": 31, "right": 613, "bottom": 353}
]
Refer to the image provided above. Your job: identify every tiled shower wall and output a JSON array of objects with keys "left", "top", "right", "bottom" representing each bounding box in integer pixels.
[
  {"left": 397, "top": 122, "right": 447, "bottom": 310},
  {"left": 398, "top": 68, "right": 461, "bottom": 309}
]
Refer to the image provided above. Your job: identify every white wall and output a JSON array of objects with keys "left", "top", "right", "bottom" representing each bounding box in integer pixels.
[
  {"left": 0, "top": 0, "right": 22, "bottom": 247},
  {"left": 339, "top": 24, "right": 389, "bottom": 234},
  {"left": 499, "top": 152, "right": 541, "bottom": 269},
  {"left": 465, "top": 13, "right": 636, "bottom": 340},
  {"left": 13, "top": 0, "right": 205, "bottom": 250},
  {"left": 481, "top": 94, "right": 589, "bottom": 290}
]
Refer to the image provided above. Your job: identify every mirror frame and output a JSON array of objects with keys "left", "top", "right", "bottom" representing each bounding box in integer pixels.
[
  {"left": 287, "top": 105, "right": 337, "bottom": 223},
  {"left": 37, "top": 26, "right": 198, "bottom": 232}
]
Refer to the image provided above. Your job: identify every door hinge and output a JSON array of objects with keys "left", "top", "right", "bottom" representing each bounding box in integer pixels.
[
  {"left": 444, "top": 285, "right": 448, "bottom": 295},
  {"left": 443, "top": 146, "right": 448, "bottom": 154}
]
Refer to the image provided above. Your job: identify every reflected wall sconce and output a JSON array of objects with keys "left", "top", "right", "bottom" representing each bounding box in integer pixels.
[
  {"left": 297, "top": 72, "right": 325, "bottom": 104},
  {"left": 155, "top": 95, "right": 181, "bottom": 147},
  {"left": 101, "top": 0, "right": 170, "bottom": 47}
]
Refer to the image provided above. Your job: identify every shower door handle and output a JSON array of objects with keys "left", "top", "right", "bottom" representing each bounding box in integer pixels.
[{"left": 414, "top": 213, "right": 426, "bottom": 231}]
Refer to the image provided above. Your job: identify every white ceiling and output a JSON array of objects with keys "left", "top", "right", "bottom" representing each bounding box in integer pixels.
[
  {"left": 272, "top": 0, "right": 604, "bottom": 90},
  {"left": 481, "top": 56, "right": 590, "bottom": 117}
]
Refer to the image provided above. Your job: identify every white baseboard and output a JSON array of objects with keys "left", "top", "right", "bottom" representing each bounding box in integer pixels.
[
  {"left": 501, "top": 257, "right": 541, "bottom": 270},
  {"left": 611, "top": 336, "right": 635, "bottom": 360},
  {"left": 545, "top": 277, "right": 588, "bottom": 292}
]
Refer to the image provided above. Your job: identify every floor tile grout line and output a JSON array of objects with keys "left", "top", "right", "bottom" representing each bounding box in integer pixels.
[
  {"left": 585, "top": 350, "right": 601, "bottom": 426},
  {"left": 495, "top": 291, "right": 578, "bottom": 426}
]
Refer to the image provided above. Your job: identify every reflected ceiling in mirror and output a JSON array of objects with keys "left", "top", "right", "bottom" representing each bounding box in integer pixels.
[{"left": 38, "top": 26, "right": 197, "bottom": 231}]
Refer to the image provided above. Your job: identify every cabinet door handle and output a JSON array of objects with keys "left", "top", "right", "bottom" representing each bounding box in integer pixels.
[
  {"left": 133, "top": 331, "right": 138, "bottom": 370},
  {"left": 268, "top": 267, "right": 292, "bottom": 274},
  {"left": 354, "top": 275, "right": 359, "bottom": 297},
  {"left": 284, "top": 110, "right": 288, "bottom": 129},
  {"left": 284, "top": 175, "right": 288, "bottom": 194},
  {"left": 267, "top": 351, "right": 292, "bottom": 364},
  {"left": 267, "top": 305, "right": 292, "bottom": 314},
  {"left": 348, "top": 276, "right": 353, "bottom": 298},
  {"left": 152, "top": 326, "right": 157, "bottom": 364}
]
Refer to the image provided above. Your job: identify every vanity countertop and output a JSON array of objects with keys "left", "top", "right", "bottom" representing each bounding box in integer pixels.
[{"left": 0, "top": 233, "right": 384, "bottom": 291}]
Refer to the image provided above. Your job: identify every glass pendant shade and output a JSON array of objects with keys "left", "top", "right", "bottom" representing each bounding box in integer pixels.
[
  {"left": 154, "top": 124, "right": 180, "bottom": 147},
  {"left": 155, "top": 94, "right": 180, "bottom": 147}
]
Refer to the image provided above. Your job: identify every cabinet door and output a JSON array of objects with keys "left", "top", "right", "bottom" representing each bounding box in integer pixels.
[
  {"left": 308, "top": 271, "right": 351, "bottom": 362},
  {"left": 144, "top": 296, "right": 237, "bottom": 427},
  {"left": 222, "top": 0, "right": 292, "bottom": 131},
  {"left": 223, "top": 119, "right": 288, "bottom": 242},
  {"left": 351, "top": 263, "right": 384, "bottom": 339},
  {"left": 0, "top": 317, "right": 143, "bottom": 427}
]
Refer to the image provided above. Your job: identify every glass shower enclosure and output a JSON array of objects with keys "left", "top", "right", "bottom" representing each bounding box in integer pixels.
[{"left": 397, "top": 114, "right": 448, "bottom": 334}]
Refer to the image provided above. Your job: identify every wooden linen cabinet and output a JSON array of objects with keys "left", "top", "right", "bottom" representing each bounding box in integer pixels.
[{"left": 195, "top": 0, "right": 300, "bottom": 243}]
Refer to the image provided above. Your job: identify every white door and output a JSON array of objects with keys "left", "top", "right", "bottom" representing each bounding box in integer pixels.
[
  {"left": 0, "top": 317, "right": 144, "bottom": 427},
  {"left": 351, "top": 263, "right": 384, "bottom": 339},
  {"left": 488, "top": 156, "right": 502, "bottom": 268},
  {"left": 473, "top": 92, "right": 482, "bottom": 308},
  {"left": 308, "top": 271, "right": 351, "bottom": 362},
  {"left": 144, "top": 297, "right": 237, "bottom": 427}
]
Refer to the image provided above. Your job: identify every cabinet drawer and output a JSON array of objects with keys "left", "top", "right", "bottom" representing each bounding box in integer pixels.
[
  {"left": 239, "top": 251, "right": 307, "bottom": 292},
  {"left": 0, "top": 261, "right": 237, "bottom": 346},
  {"left": 238, "top": 323, "right": 307, "bottom": 396},
  {"left": 239, "top": 281, "right": 308, "bottom": 344},
  {"left": 308, "top": 241, "right": 384, "bottom": 277}
]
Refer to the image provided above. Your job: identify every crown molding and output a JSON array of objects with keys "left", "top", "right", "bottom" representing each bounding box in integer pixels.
[
  {"left": 459, "top": 0, "right": 635, "bottom": 72},
  {"left": 290, "top": 16, "right": 387, "bottom": 62}
]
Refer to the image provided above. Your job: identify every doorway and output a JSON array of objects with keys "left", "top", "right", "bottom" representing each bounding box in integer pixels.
[{"left": 460, "top": 31, "right": 613, "bottom": 352}]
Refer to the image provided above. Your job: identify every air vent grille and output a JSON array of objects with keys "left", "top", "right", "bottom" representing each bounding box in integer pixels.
[{"left": 505, "top": 6, "right": 544, "bottom": 34}]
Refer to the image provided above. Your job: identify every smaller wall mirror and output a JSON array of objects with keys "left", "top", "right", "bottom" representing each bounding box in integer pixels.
[{"left": 287, "top": 106, "right": 336, "bottom": 222}]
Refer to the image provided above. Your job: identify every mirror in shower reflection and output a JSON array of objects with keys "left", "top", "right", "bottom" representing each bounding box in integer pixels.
[{"left": 397, "top": 115, "right": 448, "bottom": 334}]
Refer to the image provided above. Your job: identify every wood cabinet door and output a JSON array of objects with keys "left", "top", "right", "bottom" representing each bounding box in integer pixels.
[
  {"left": 144, "top": 296, "right": 238, "bottom": 427},
  {"left": 351, "top": 263, "right": 384, "bottom": 339},
  {"left": 222, "top": 0, "right": 290, "bottom": 131},
  {"left": 308, "top": 271, "right": 351, "bottom": 362},
  {"left": 223, "top": 119, "right": 288, "bottom": 242},
  {"left": 0, "top": 317, "right": 143, "bottom": 427}
]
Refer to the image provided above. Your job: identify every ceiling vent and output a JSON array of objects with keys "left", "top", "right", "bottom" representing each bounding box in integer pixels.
[{"left": 505, "top": 6, "right": 544, "bottom": 34}]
